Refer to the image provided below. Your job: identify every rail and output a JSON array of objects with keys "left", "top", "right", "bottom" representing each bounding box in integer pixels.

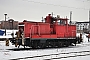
[{"left": 10, "top": 50, "right": 90, "bottom": 60}]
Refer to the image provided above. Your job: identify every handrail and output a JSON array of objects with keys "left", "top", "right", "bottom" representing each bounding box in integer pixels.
[{"left": 30, "top": 25, "right": 40, "bottom": 38}]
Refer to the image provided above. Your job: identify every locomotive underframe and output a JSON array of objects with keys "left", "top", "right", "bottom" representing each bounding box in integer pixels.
[{"left": 10, "top": 37, "right": 77, "bottom": 48}]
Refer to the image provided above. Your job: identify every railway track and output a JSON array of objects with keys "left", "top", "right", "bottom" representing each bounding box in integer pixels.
[{"left": 10, "top": 50, "right": 90, "bottom": 60}]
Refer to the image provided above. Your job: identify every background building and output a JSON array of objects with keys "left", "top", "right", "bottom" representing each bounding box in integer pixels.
[
  {"left": 0, "top": 19, "right": 18, "bottom": 29},
  {"left": 75, "top": 21, "right": 89, "bottom": 33}
]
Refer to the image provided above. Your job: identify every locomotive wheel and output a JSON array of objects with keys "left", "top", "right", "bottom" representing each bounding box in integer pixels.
[
  {"left": 32, "top": 44, "right": 38, "bottom": 48},
  {"left": 65, "top": 41, "right": 69, "bottom": 47},
  {"left": 58, "top": 42, "right": 62, "bottom": 48},
  {"left": 65, "top": 43, "right": 69, "bottom": 47},
  {"left": 31, "top": 40, "right": 38, "bottom": 48},
  {"left": 31, "top": 45, "right": 35, "bottom": 48},
  {"left": 32, "top": 45, "right": 38, "bottom": 48},
  {"left": 52, "top": 42, "right": 55, "bottom": 48},
  {"left": 39, "top": 43, "right": 45, "bottom": 48}
]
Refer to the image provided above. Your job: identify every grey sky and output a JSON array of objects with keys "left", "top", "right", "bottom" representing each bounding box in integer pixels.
[{"left": 0, "top": 0, "right": 90, "bottom": 22}]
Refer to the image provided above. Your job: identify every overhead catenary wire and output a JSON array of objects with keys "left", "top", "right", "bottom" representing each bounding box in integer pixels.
[
  {"left": 22, "top": 0, "right": 90, "bottom": 10},
  {"left": 74, "top": 0, "right": 90, "bottom": 3}
]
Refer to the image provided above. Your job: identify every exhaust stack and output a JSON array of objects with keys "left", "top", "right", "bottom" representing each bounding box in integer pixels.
[{"left": 70, "top": 11, "right": 72, "bottom": 25}]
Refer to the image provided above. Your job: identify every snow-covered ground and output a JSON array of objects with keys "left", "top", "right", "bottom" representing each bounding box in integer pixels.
[{"left": 0, "top": 33, "right": 90, "bottom": 60}]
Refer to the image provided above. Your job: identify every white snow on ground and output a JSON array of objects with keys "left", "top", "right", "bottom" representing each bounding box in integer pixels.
[{"left": 0, "top": 33, "right": 90, "bottom": 60}]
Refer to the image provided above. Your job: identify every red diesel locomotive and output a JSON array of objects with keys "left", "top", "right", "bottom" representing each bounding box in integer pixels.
[{"left": 10, "top": 14, "right": 79, "bottom": 48}]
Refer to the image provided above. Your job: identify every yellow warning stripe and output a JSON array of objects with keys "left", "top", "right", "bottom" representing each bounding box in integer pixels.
[{"left": 6, "top": 40, "right": 9, "bottom": 46}]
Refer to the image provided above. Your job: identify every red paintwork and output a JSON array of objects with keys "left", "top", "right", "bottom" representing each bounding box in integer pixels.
[
  {"left": 38, "top": 23, "right": 50, "bottom": 35},
  {"left": 19, "top": 14, "right": 76, "bottom": 39}
]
